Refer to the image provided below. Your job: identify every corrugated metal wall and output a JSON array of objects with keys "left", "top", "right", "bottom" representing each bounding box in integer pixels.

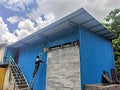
[
  {"left": 18, "top": 27, "right": 79, "bottom": 90},
  {"left": 4, "top": 26, "right": 115, "bottom": 90},
  {"left": 79, "top": 26, "right": 115, "bottom": 89},
  {"left": 18, "top": 43, "right": 47, "bottom": 90},
  {"left": 46, "top": 27, "right": 79, "bottom": 48}
]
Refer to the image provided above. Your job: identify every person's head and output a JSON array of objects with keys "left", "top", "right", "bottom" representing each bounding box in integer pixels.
[{"left": 36, "top": 56, "right": 40, "bottom": 58}]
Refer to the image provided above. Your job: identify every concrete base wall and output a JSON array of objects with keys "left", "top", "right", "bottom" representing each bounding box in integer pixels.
[
  {"left": 85, "top": 84, "right": 120, "bottom": 90},
  {"left": 46, "top": 45, "right": 81, "bottom": 90},
  {"left": 3, "top": 65, "right": 17, "bottom": 90}
]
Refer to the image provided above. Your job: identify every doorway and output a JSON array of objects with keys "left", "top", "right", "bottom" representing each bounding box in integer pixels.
[{"left": 14, "top": 48, "right": 20, "bottom": 64}]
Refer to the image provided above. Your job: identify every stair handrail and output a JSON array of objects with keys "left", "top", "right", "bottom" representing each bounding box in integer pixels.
[
  {"left": 5, "top": 56, "right": 15, "bottom": 65},
  {"left": 7, "top": 56, "right": 31, "bottom": 89}
]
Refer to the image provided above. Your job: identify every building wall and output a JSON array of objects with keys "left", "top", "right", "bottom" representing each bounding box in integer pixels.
[
  {"left": 3, "top": 65, "right": 15, "bottom": 90},
  {"left": 79, "top": 26, "right": 115, "bottom": 89},
  {"left": 18, "top": 27, "right": 79, "bottom": 90},
  {"left": 0, "top": 44, "right": 8, "bottom": 64},
  {"left": 0, "top": 47, "right": 4, "bottom": 64},
  {"left": 0, "top": 68, "right": 6, "bottom": 90},
  {"left": 4, "top": 26, "right": 115, "bottom": 90}
]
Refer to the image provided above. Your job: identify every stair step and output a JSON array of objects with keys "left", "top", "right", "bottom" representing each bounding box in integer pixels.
[
  {"left": 18, "top": 84, "right": 28, "bottom": 86},
  {"left": 11, "top": 66, "right": 17, "bottom": 68},
  {"left": 18, "top": 84, "right": 28, "bottom": 88},
  {"left": 12, "top": 73, "right": 24, "bottom": 76},
  {"left": 14, "top": 77, "right": 25, "bottom": 80},
  {"left": 11, "top": 66, "right": 21, "bottom": 71},
  {"left": 15, "top": 78, "right": 25, "bottom": 81},
  {"left": 17, "top": 82, "right": 27, "bottom": 85},
  {"left": 13, "top": 74, "right": 24, "bottom": 76},
  {"left": 13, "top": 74, "right": 24, "bottom": 77},
  {"left": 14, "top": 76, "right": 24, "bottom": 78},
  {"left": 15, "top": 79, "right": 26, "bottom": 82},
  {"left": 11, "top": 68, "right": 21, "bottom": 71},
  {"left": 18, "top": 87, "right": 30, "bottom": 90},
  {"left": 13, "top": 72, "right": 23, "bottom": 74}
]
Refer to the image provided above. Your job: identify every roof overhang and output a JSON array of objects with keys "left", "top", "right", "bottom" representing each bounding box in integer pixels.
[
  {"left": 7, "top": 8, "right": 115, "bottom": 48},
  {"left": 0, "top": 43, "right": 8, "bottom": 48}
]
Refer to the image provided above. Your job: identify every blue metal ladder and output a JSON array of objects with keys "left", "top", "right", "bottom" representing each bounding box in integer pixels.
[{"left": 29, "top": 43, "right": 46, "bottom": 90}]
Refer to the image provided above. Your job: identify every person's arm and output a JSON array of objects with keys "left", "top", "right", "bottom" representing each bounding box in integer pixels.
[
  {"left": 40, "top": 60, "right": 45, "bottom": 63},
  {"left": 35, "top": 60, "right": 45, "bottom": 64}
]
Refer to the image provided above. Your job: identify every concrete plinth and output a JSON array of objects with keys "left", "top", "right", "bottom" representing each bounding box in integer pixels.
[{"left": 85, "top": 84, "right": 120, "bottom": 90}]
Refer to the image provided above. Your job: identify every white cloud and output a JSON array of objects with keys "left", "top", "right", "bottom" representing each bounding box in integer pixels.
[
  {"left": 18, "top": 19, "right": 37, "bottom": 33},
  {"left": 1, "top": 0, "right": 119, "bottom": 22},
  {"left": 0, "top": 12, "right": 55, "bottom": 44},
  {"left": 0, "top": 0, "right": 119, "bottom": 21},
  {"left": 35, "top": 13, "right": 55, "bottom": 29},
  {"left": 28, "top": 0, "right": 120, "bottom": 22},
  {"left": 29, "top": 0, "right": 80, "bottom": 21},
  {"left": 15, "top": 29, "right": 30, "bottom": 40},
  {"left": 0, "top": 17, "right": 17, "bottom": 44},
  {"left": 0, "top": 0, "right": 34, "bottom": 11},
  {"left": 14, "top": 19, "right": 36, "bottom": 40},
  {"left": 7, "top": 16, "right": 24, "bottom": 24},
  {"left": 1, "top": 32, "right": 17, "bottom": 44},
  {"left": 82, "top": 0, "right": 120, "bottom": 21},
  {"left": 14, "top": 14, "right": 55, "bottom": 40}
]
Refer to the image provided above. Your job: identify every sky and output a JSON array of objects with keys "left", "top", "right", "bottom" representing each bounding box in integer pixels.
[{"left": 0, "top": 0, "right": 120, "bottom": 44}]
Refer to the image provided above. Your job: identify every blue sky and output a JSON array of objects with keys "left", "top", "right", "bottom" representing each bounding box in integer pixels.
[
  {"left": 0, "top": 0, "right": 119, "bottom": 44},
  {"left": 0, "top": 1, "right": 37, "bottom": 32}
]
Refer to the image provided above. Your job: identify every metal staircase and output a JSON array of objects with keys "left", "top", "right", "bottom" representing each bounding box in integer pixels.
[{"left": 7, "top": 56, "right": 31, "bottom": 90}]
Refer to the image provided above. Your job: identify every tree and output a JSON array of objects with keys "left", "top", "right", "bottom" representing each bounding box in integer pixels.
[{"left": 104, "top": 8, "right": 120, "bottom": 79}]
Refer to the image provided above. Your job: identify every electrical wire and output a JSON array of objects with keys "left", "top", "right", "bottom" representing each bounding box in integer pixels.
[
  {"left": 21, "top": 0, "right": 40, "bottom": 28},
  {"left": 21, "top": 0, "right": 49, "bottom": 42}
]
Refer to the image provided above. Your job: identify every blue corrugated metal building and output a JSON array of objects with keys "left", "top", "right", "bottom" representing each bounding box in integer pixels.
[{"left": 3, "top": 8, "right": 115, "bottom": 90}]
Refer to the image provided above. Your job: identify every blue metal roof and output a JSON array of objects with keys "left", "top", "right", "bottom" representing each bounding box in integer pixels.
[{"left": 8, "top": 8, "right": 114, "bottom": 48}]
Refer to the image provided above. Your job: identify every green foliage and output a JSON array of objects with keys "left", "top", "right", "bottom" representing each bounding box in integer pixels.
[{"left": 104, "top": 8, "right": 120, "bottom": 79}]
